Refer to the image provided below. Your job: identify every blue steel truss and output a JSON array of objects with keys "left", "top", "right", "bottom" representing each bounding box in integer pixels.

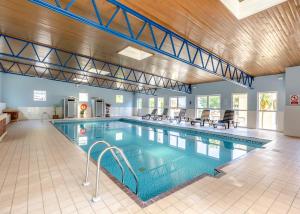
[
  {"left": 0, "top": 34, "right": 191, "bottom": 94},
  {"left": 28, "top": 0, "right": 254, "bottom": 88},
  {"left": 0, "top": 59, "right": 157, "bottom": 95}
]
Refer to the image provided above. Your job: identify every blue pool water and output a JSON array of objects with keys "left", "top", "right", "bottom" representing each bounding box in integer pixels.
[{"left": 54, "top": 119, "right": 265, "bottom": 201}]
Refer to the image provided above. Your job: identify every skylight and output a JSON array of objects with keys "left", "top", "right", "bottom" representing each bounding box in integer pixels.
[
  {"left": 220, "top": 0, "right": 287, "bottom": 19},
  {"left": 89, "top": 68, "right": 110, "bottom": 75},
  {"left": 73, "top": 77, "right": 88, "bottom": 83},
  {"left": 118, "top": 46, "right": 153, "bottom": 60}
]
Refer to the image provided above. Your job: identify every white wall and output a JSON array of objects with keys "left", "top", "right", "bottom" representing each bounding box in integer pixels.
[
  {"left": 0, "top": 72, "right": 5, "bottom": 114},
  {"left": 0, "top": 72, "right": 2, "bottom": 102},
  {"left": 134, "top": 74, "right": 285, "bottom": 131},
  {"left": 1, "top": 73, "right": 134, "bottom": 119},
  {"left": 284, "top": 66, "right": 300, "bottom": 137}
]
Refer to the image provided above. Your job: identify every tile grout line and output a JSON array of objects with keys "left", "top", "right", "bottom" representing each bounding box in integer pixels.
[
  {"left": 8, "top": 125, "right": 26, "bottom": 213},
  {"left": 43, "top": 129, "right": 85, "bottom": 214}
]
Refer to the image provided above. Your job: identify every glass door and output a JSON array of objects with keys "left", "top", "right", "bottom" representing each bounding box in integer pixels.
[
  {"left": 232, "top": 93, "right": 248, "bottom": 127},
  {"left": 169, "top": 96, "right": 186, "bottom": 117},
  {"left": 136, "top": 98, "right": 142, "bottom": 115},
  {"left": 148, "top": 97, "right": 155, "bottom": 113},
  {"left": 169, "top": 97, "right": 178, "bottom": 118},
  {"left": 258, "top": 92, "right": 277, "bottom": 130},
  {"left": 195, "top": 96, "right": 207, "bottom": 118},
  {"left": 157, "top": 97, "right": 164, "bottom": 115},
  {"left": 195, "top": 95, "right": 220, "bottom": 120}
]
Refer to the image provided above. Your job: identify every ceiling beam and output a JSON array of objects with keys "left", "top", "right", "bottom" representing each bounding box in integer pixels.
[
  {"left": 0, "top": 34, "right": 192, "bottom": 94},
  {"left": 0, "top": 59, "right": 157, "bottom": 95},
  {"left": 28, "top": 0, "right": 254, "bottom": 88}
]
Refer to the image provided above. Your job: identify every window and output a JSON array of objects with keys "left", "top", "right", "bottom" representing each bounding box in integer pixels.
[
  {"left": 169, "top": 96, "right": 186, "bottom": 117},
  {"left": 137, "top": 98, "right": 142, "bottom": 110},
  {"left": 33, "top": 90, "right": 47, "bottom": 101},
  {"left": 258, "top": 92, "right": 277, "bottom": 130},
  {"left": 232, "top": 93, "right": 248, "bottom": 127},
  {"left": 136, "top": 98, "right": 142, "bottom": 115},
  {"left": 196, "top": 95, "right": 221, "bottom": 120},
  {"left": 79, "top": 93, "right": 88, "bottom": 102},
  {"left": 148, "top": 97, "right": 155, "bottom": 113},
  {"left": 157, "top": 97, "right": 164, "bottom": 115},
  {"left": 116, "top": 95, "right": 124, "bottom": 104}
]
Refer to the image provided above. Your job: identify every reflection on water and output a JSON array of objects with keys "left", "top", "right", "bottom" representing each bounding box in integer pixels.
[
  {"left": 115, "top": 132, "right": 123, "bottom": 141},
  {"left": 54, "top": 120, "right": 262, "bottom": 201}
]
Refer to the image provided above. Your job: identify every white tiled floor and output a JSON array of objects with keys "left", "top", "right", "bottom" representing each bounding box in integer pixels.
[{"left": 0, "top": 120, "right": 300, "bottom": 213}]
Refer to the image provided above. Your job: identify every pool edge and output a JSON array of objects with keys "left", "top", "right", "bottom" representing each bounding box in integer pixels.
[{"left": 50, "top": 118, "right": 270, "bottom": 207}]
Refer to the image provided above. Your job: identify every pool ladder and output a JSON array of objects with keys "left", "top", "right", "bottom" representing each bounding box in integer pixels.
[{"left": 83, "top": 141, "right": 139, "bottom": 202}]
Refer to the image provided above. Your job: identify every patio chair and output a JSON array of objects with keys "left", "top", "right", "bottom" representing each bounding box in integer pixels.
[
  {"left": 213, "top": 110, "right": 235, "bottom": 129},
  {"left": 142, "top": 109, "right": 157, "bottom": 120},
  {"left": 154, "top": 108, "right": 169, "bottom": 120},
  {"left": 172, "top": 108, "right": 187, "bottom": 123},
  {"left": 190, "top": 109, "right": 210, "bottom": 126}
]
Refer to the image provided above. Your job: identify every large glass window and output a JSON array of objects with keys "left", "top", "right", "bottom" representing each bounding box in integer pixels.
[
  {"left": 196, "top": 95, "right": 221, "bottom": 120},
  {"left": 258, "top": 92, "right": 277, "bottom": 130},
  {"left": 149, "top": 97, "right": 155, "bottom": 113},
  {"left": 232, "top": 93, "right": 248, "bottom": 127},
  {"left": 157, "top": 97, "right": 164, "bottom": 115},
  {"left": 169, "top": 96, "right": 186, "bottom": 117}
]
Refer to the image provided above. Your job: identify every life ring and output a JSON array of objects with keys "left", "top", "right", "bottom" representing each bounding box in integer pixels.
[{"left": 80, "top": 103, "right": 88, "bottom": 111}]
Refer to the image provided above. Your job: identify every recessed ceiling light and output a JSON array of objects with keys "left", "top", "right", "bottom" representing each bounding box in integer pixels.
[
  {"left": 89, "top": 68, "right": 110, "bottom": 75},
  {"left": 73, "top": 78, "right": 88, "bottom": 83},
  {"left": 118, "top": 46, "right": 153, "bottom": 60}
]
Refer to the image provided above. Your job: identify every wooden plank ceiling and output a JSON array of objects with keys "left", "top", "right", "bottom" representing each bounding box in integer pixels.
[
  {"left": 119, "top": 0, "right": 300, "bottom": 76},
  {"left": 0, "top": 0, "right": 299, "bottom": 85}
]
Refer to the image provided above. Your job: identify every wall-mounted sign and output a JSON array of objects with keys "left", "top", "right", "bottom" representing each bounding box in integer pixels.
[{"left": 290, "top": 95, "right": 299, "bottom": 105}]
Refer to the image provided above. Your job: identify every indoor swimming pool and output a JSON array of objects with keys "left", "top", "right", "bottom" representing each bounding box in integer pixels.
[{"left": 53, "top": 119, "right": 267, "bottom": 202}]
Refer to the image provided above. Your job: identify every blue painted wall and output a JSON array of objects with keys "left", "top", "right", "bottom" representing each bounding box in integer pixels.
[
  {"left": 134, "top": 74, "right": 285, "bottom": 111},
  {"left": 0, "top": 72, "right": 2, "bottom": 102},
  {"left": 1, "top": 73, "right": 133, "bottom": 110}
]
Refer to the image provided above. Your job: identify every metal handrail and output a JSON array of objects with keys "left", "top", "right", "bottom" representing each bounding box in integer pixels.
[
  {"left": 92, "top": 146, "right": 139, "bottom": 202},
  {"left": 83, "top": 141, "right": 124, "bottom": 186}
]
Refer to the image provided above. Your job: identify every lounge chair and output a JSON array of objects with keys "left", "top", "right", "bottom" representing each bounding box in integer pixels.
[
  {"left": 190, "top": 110, "right": 210, "bottom": 126},
  {"left": 154, "top": 108, "right": 169, "bottom": 120},
  {"left": 142, "top": 109, "right": 157, "bottom": 120},
  {"left": 213, "top": 110, "right": 235, "bottom": 129},
  {"left": 172, "top": 108, "right": 187, "bottom": 123}
]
